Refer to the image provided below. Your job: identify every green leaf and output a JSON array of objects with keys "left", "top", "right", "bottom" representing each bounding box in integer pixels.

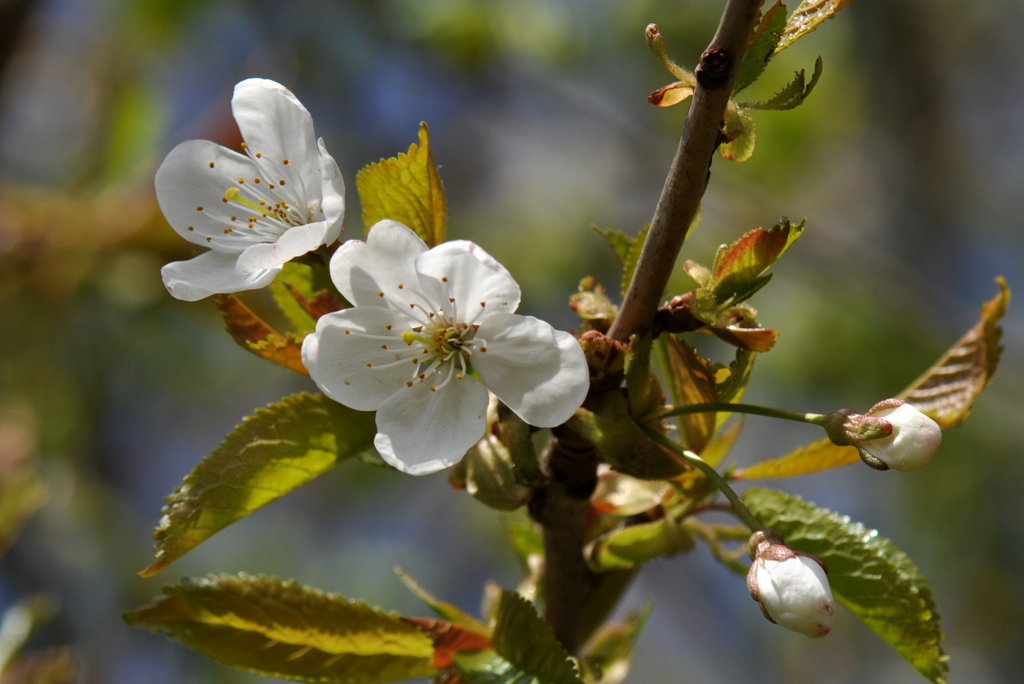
[
  {"left": 717, "top": 106, "right": 756, "bottom": 162},
  {"left": 269, "top": 262, "right": 323, "bottom": 335},
  {"left": 491, "top": 592, "right": 582, "bottom": 684},
  {"left": 356, "top": 122, "right": 447, "bottom": 246},
  {"left": 455, "top": 650, "right": 549, "bottom": 684},
  {"left": 569, "top": 289, "right": 618, "bottom": 324},
  {"left": 587, "top": 517, "right": 694, "bottom": 572},
  {"left": 713, "top": 348, "right": 756, "bottom": 430},
  {"left": 141, "top": 393, "right": 377, "bottom": 577},
  {"left": 125, "top": 574, "right": 438, "bottom": 683},
  {"left": 711, "top": 218, "right": 805, "bottom": 305},
  {"left": 742, "top": 57, "right": 823, "bottom": 111},
  {"left": 579, "top": 606, "right": 651, "bottom": 684},
  {"left": 620, "top": 224, "right": 649, "bottom": 301},
  {"left": 592, "top": 226, "right": 632, "bottom": 264},
  {"left": 744, "top": 489, "right": 948, "bottom": 684},
  {"left": 775, "top": 1, "right": 856, "bottom": 54},
  {"left": 898, "top": 277, "right": 1009, "bottom": 428},
  {"left": 732, "top": 1, "right": 788, "bottom": 95}
]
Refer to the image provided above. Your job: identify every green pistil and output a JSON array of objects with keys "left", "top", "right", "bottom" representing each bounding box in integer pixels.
[{"left": 223, "top": 187, "right": 285, "bottom": 223}]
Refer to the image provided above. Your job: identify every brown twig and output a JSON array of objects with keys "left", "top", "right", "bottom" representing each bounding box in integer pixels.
[
  {"left": 608, "top": 0, "right": 763, "bottom": 343},
  {"left": 534, "top": 0, "right": 763, "bottom": 654}
]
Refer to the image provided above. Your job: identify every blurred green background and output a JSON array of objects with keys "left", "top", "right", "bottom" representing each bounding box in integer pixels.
[{"left": 0, "top": 0, "right": 1020, "bottom": 682}]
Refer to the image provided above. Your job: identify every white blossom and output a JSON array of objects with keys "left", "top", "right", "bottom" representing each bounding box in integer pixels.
[
  {"left": 751, "top": 553, "right": 835, "bottom": 638},
  {"left": 156, "top": 78, "right": 345, "bottom": 301},
  {"left": 861, "top": 401, "right": 942, "bottom": 472},
  {"left": 301, "top": 220, "right": 590, "bottom": 475}
]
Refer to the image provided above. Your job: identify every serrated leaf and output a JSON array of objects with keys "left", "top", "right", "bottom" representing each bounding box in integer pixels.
[
  {"left": 620, "top": 224, "right": 649, "bottom": 300},
  {"left": 736, "top": 279, "right": 1009, "bottom": 479},
  {"left": 718, "top": 106, "right": 756, "bottom": 162},
  {"left": 569, "top": 290, "right": 618, "bottom": 323},
  {"left": 356, "top": 122, "right": 447, "bottom": 247},
  {"left": 125, "top": 574, "right": 437, "bottom": 683},
  {"left": 215, "top": 294, "right": 309, "bottom": 376},
  {"left": 587, "top": 517, "right": 694, "bottom": 572},
  {"left": 592, "top": 227, "right": 632, "bottom": 264},
  {"left": 454, "top": 650, "right": 547, "bottom": 684},
  {"left": 395, "top": 568, "right": 490, "bottom": 635},
  {"left": 733, "top": 2, "right": 788, "bottom": 95},
  {"left": 142, "top": 393, "right": 377, "bottom": 577},
  {"left": 711, "top": 219, "right": 805, "bottom": 304},
  {"left": 775, "top": 0, "right": 856, "bottom": 54},
  {"left": 898, "top": 277, "right": 1009, "bottom": 428},
  {"left": 491, "top": 592, "right": 582, "bottom": 684},
  {"left": 579, "top": 607, "right": 651, "bottom": 684},
  {"left": 744, "top": 489, "right": 948, "bottom": 684},
  {"left": 742, "top": 57, "right": 823, "bottom": 111}
]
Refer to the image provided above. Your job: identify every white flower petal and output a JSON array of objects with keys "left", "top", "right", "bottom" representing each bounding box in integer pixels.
[
  {"left": 415, "top": 240, "right": 522, "bottom": 322},
  {"left": 160, "top": 250, "right": 280, "bottom": 301},
  {"left": 330, "top": 220, "right": 429, "bottom": 308},
  {"left": 231, "top": 79, "right": 321, "bottom": 200},
  {"left": 235, "top": 221, "right": 330, "bottom": 272},
  {"left": 302, "top": 306, "right": 418, "bottom": 410},
  {"left": 472, "top": 313, "right": 589, "bottom": 427},
  {"left": 861, "top": 403, "right": 942, "bottom": 471},
  {"left": 374, "top": 373, "right": 489, "bottom": 475},
  {"left": 155, "top": 140, "right": 275, "bottom": 251},
  {"left": 318, "top": 138, "right": 346, "bottom": 245}
]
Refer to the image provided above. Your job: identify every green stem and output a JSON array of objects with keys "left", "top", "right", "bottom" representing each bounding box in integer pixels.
[
  {"left": 660, "top": 402, "right": 829, "bottom": 426},
  {"left": 640, "top": 425, "right": 762, "bottom": 532}
]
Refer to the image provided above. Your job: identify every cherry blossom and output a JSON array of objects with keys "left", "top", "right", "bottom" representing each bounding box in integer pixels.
[
  {"left": 156, "top": 78, "right": 345, "bottom": 301},
  {"left": 301, "top": 221, "right": 590, "bottom": 475}
]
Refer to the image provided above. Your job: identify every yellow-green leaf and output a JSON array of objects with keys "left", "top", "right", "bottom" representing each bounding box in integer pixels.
[
  {"left": 356, "top": 122, "right": 447, "bottom": 246},
  {"left": 744, "top": 489, "right": 948, "bottom": 684},
  {"left": 718, "top": 106, "right": 756, "bottom": 162},
  {"left": 735, "top": 436, "right": 857, "bottom": 479},
  {"left": 737, "top": 278, "right": 1009, "bottom": 479},
  {"left": 587, "top": 517, "right": 694, "bottom": 572},
  {"left": 898, "top": 277, "right": 1009, "bottom": 428},
  {"left": 125, "top": 574, "right": 437, "bottom": 684},
  {"left": 659, "top": 335, "right": 716, "bottom": 454},
  {"left": 141, "top": 393, "right": 377, "bottom": 577},
  {"left": 775, "top": 0, "right": 856, "bottom": 54}
]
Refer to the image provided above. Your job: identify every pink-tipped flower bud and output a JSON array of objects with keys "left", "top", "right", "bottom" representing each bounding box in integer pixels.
[
  {"left": 747, "top": 530, "right": 834, "bottom": 638},
  {"left": 858, "top": 400, "right": 942, "bottom": 471}
]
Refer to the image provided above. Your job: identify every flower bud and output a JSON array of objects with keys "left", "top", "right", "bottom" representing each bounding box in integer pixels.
[
  {"left": 858, "top": 400, "right": 942, "bottom": 472},
  {"left": 747, "top": 530, "right": 834, "bottom": 638}
]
